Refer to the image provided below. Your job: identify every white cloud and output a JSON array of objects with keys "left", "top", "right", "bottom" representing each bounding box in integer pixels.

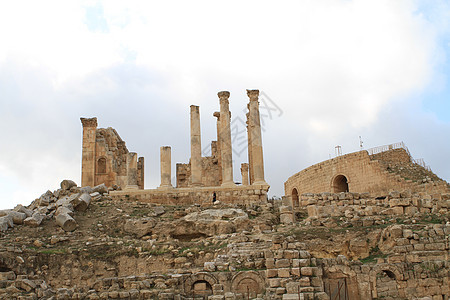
[{"left": 0, "top": 0, "right": 449, "bottom": 207}]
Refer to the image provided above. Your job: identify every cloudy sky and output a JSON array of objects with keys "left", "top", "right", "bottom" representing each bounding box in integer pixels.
[{"left": 1, "top": 0, "right": 449, "bottom": 209}]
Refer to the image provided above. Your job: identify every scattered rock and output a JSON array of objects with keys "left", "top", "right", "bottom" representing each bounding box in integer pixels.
[
  {"left": 56, "top": 213, "right": 77, "bottom": 232},
  {"left": 24, "top": 213, "right": 45, "bottom": 227},
  {"left": 0, "top": 215, "right": 14, "bottom": 231},
  {"left": 0, "top": 210, "right": 26, "bottom": 224},
  {"left": 13, "top": 204, "right": 33, "bottom": 217},
  {"left": 124, "top": 218, "right": 155, "bottom": 238},
  {"left": 61, "top": 180, "right": 77, "bottom": 191},
  {"left": 93, "top": 184, "right": 108, "bottom": 194}
]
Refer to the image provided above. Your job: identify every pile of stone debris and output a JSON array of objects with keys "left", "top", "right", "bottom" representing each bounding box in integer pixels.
[{"left": 0, "top": 180, "right": 109, "bottom": 233}]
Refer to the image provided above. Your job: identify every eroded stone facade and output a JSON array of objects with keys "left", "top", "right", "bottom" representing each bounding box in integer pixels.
[{"left": 80, "top": 117, "right": 144, "bottom": 189}]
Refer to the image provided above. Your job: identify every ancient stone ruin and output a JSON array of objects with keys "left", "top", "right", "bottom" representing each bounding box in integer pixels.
[
  {"left": 109, "top": 90, "right": 270, "bottom": 206},
  {"left": 80, "top": 118, "right": 144, "bottom": 190},
  {"left": 0, "top": 90, "right": 448, "bottom": 300},
  {"left": 285, "top": 142, "right": 450, "bottom": 208}
]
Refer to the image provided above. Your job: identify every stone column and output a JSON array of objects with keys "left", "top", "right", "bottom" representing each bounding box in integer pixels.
[
  {"left": 80, "top": 117, "right": 97, "bottom": 187},
  {"left": 213, "top": 111, "right": 222, "bottom": 184},
  {"left": 126, "top": 152, "right": 139, "bottom": 189},
  {"left": 240, "top": 163, "right": 249, "bottom": 186},
  {"left": 218, "top": 91, "right": 235, "bottom": 187},
  {"left": 159, "top": 146, "right": 173, "bottom": 188},
  {"left": 137, "top": 157, "right": 145, "bottom": 189},
  {"left": 246, "top": 111, "right": 254, "bottom": 185},
  {"left": 190, "top": 105, "right": 203, "bottom": 186},
  {"left": 247, "top": 90, "right": 268, "bottom": 186}
]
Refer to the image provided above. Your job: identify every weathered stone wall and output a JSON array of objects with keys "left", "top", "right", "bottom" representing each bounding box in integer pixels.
[
  {"left": 110, "top": 185, "right": 269, "bottom": 206},
  {"left": 284, "top": 148, "right": 449, "bottom": 199},
  {"left": 370, "top": 147, "right": 411, "bottom": 164},
  {"left": 177, "top": 141, "right": 222, "bottom": 188},
  {"left": 299, "top": 191, "right": 449, "bottom": 218}
]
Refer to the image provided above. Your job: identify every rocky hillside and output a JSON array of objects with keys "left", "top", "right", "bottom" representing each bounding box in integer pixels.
[{"left": 0, "top": 180, "right": 448, "bottom": 299}]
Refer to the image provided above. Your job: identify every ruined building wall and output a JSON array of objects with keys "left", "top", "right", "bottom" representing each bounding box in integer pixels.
[
  {"left": 81, "top": 117, "right": 144, "bottom": 189},
  {"left": 176, "top": 141, "right": 221, "bottom": 188},
  {"left": 284, "top": 148, "right": 449, "bottom": 200}
]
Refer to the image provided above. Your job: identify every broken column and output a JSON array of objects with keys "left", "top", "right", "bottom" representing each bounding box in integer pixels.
[
  {"left": 218, "top": 91, "right": 235, "bottom": 187},
  {"left": 241, "top": 163, "right": 249, "bottom": 186},
  {"left": 80, "top": 117, "right": 97, "bottom": 187},
  {"left": 159, "top": 146, "right": 173, "bottom": 188},
  {"left": 126, "top": 152, "right": 139, "bottom": 189},
  {"left": 190, "top": 105, "right": 203, "bottom": 186},
  {"left": 247, "top": 90, "right": 268, "bottom": 186}
]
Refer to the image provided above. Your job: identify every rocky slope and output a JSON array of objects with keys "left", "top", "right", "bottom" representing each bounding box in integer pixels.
[{"left": 0, "top": 181, "right": 448, "bottom": 299}]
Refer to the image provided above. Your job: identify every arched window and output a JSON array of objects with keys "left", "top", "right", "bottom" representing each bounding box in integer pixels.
[
  {"left": 292, "top": 188, "right": 299, "bottom": 207},
  {"left": 332, "top": 175, "right": 349, "bottom": 193},
  {"left": 97, "top": 157, "right": 107, "bottom": 174}
]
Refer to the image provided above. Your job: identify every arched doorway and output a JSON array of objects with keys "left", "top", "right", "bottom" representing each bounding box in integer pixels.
[
  {"left": 231, "top": 271, "right": 265, "bottom": 298},
  {"left": 292, "top": 188, "right": 299, "bottom": 207},
  {"left": 375, "top": 270, "right": 399, "bottom": 299},
  {"left": 192, "top": 280, "right": 212, "bottom": 296},
  {"left": 332, "top": 175, "right": 349, "bottom": 193}
]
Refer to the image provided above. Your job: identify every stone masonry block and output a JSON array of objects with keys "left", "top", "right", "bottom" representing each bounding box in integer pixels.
[
  {"left": 278, "top": 268, "right": 291, "bottom": 278},
  {"left": 275, "top": 259, "right": 290, "bottom": 268}
]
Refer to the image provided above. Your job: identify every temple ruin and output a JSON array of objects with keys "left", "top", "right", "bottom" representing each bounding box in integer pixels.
[
  {"left": 80, "top": 117, "right": 144, "bottom": 190},
  {"left": 84, "top": 90, "right": 270, "bottom": 205}
]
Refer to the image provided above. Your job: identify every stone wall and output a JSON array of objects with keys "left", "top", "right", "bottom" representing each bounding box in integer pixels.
[
  {"left": 110, "top": 185, "right": 269, "bottom": 206},
  {"left": 298, "top": 191, "right": 449, "bottom": 218},
  {"left": 176, "top": 142, "right": 222, "bottom": 188},
  {"left": 284, "top": 147, "right": 449, "bottom": 199}
]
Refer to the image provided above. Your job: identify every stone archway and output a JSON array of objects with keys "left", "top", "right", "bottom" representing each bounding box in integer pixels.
[
  {"left": 331, "top": 174, "right": 349, "bottom": 193},
  {"left": 231, "top": 271, "right": 264, "bottom": 297},
  {"left": 192, "top": 280, "right": 213, "bottom": 296},
  {"left": 184, "top": 272, "right": 218, "bottom": 296},
  {"left": 292, "top": 188, "right": 299, "bottom": 207},
  {"left": 369, "top": 264, "right": 403, "bottom": 299}
]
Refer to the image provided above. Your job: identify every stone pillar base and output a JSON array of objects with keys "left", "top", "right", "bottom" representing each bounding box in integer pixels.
[
  {"left": 157, "top": 185, "right": 173, "bottom": 190},
  {"left": 221, "top": 181, "right": 236, "bottom": 187},
  {"left": 125, "top": 185, "right": 139, "bottom": 190},
  {"left": 253, "top": 180, "right": 269, "bottom": 186}
]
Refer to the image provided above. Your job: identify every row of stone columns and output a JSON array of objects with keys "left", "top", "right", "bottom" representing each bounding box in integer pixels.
[{"left": 157, "top": 90, "right": 267, "bottom": 188}]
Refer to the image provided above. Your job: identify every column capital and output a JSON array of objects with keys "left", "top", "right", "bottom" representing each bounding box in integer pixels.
[
  {"left": 80, "top": 117, "right": 98, "bottom": 128},
  {"left": 218, "top": 91, "right": 230, "bottom": 99},
  {"left": 246, "top": 89, "right": 259, "bottom": 100}
]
